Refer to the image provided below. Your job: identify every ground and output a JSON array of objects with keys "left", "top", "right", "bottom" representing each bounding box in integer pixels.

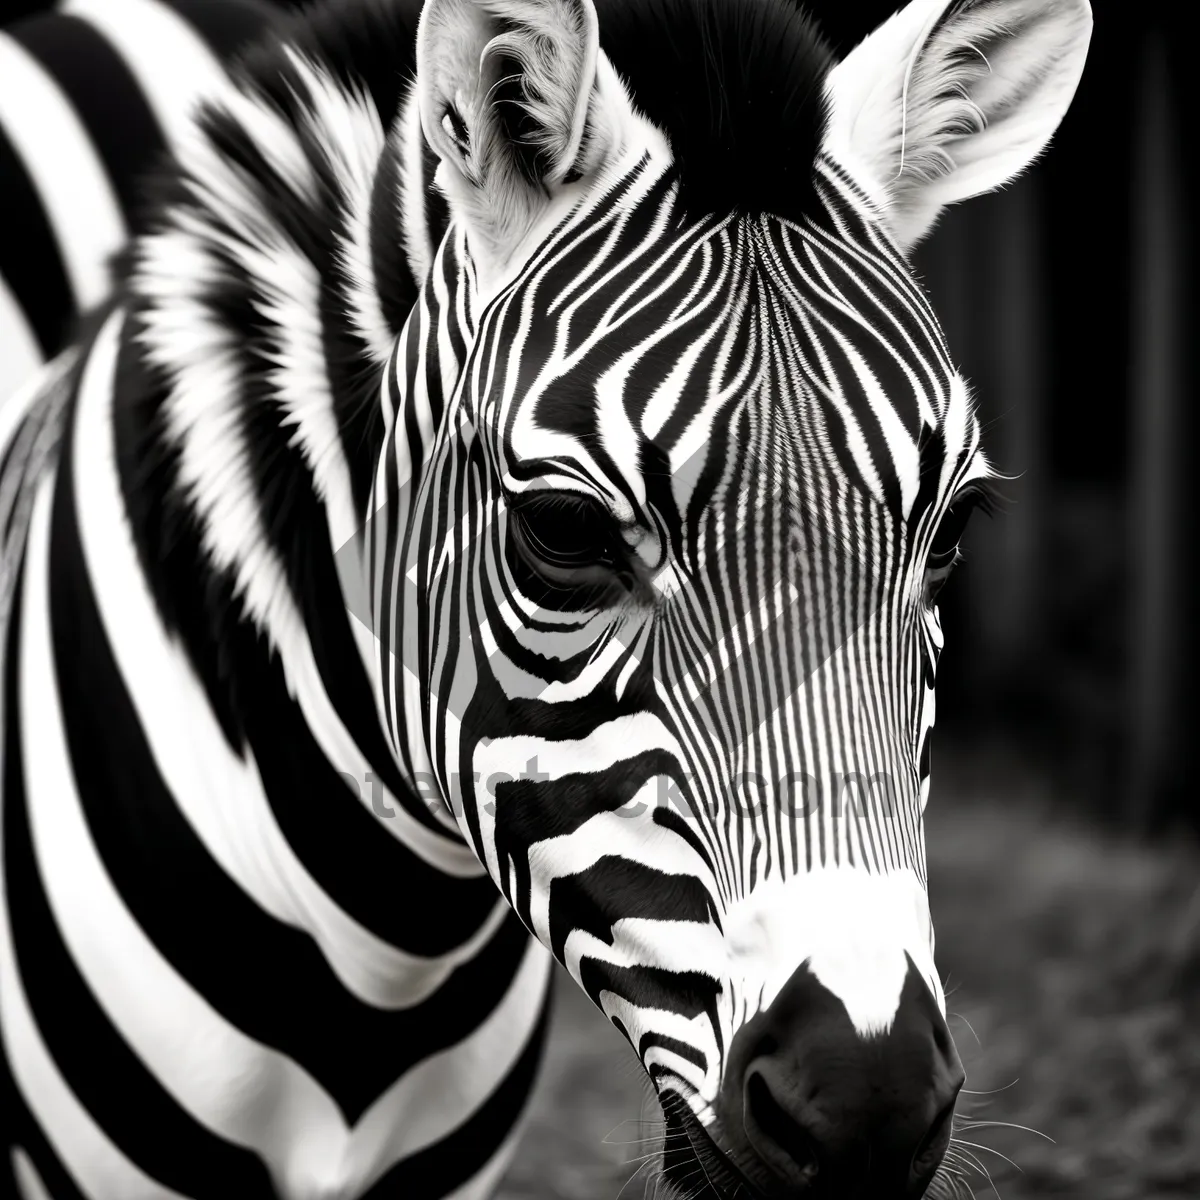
[{"left": 496, "top": 753, "right": 1200, "bottom": 1200}]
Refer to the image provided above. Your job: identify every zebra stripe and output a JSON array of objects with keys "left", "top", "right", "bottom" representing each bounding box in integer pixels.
[
  {"left": 0, "top": 0, "right": 282, "bottom": 403},
  {"left": 0, "top": 0, "right": 1059, "bottom": 1193},
  {"left": 0, "top": 3, "right": 557, "bottom": 1194}
]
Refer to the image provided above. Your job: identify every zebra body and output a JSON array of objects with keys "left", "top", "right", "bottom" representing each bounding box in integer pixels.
[
  {"left": 0, "top": 0, "right": 284, "bottom": 399},
  {"left": 0, "top": 0, "right": 1092, "bottom": 1197}
]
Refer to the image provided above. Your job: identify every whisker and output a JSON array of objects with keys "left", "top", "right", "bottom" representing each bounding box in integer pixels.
[
  {"left": 955, "top": 1118, "right": 1055, "bottom": 1144},
  {"left": 656, "top": 1163, "right": 705, "bottom": 1200},
  {"left": 944, "top": 1147, "right": 983, "bottom": 1179},
  {"left": 950, "top": 1146, "right": 1003, "bottom": 1200},
  {"left": 951, "top": 1138, "right": 1024, "bottom": 1174},
  {"left": 947, "top": 1011, "right": 982, "bottom": 1047},
  {"left": 959, "top": 1079, "right": 1020, "bottom": 1097},
  {"left": 603, "top": 1131, "right": 671, "bottom": 1146},
  {"left": 615, "top": 1155, "right": 657, "bottom": 1200},
  {"left": 617, "top": 1150, "right": 668, "bottom": 1169}
]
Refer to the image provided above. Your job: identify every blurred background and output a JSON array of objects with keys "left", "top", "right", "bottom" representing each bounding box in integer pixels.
[{"left": 1, "top": 0, "right": 1193, "bottom": 1197}]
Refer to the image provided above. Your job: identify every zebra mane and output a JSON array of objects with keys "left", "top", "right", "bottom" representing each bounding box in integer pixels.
[
  {"left": 127, "top": 0, "right": 428, "bottom": 526},
  {"left": 117, "top": 0, "right": 433, "bottom": 723},
  {"left": 596, "top": 0, "right": 836, "bottom": 222}
]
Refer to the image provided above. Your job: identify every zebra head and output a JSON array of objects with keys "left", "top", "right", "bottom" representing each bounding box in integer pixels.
[{"left": 377, "top": 0, "right": 1092, "bottom": 1194}]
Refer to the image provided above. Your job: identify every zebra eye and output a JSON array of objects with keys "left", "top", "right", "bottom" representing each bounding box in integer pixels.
[
  {"left": 509, "top": 491, "right": 627, "bottom": 587},
  {"left": 923, "top": 485, "right": 995, "bottom": 602}
]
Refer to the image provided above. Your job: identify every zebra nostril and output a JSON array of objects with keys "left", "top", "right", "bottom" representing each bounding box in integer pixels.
[
  {"left": 910, "top": 1097, "right": 956, "bottom": 1184},
  {"left": 743, "top": 1068, "right": 820, "bottom": 1190}
]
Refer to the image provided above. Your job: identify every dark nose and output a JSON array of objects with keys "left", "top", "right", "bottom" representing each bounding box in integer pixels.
[{"left": 715, "top": 955, "right": 964, "bottom": 1198}]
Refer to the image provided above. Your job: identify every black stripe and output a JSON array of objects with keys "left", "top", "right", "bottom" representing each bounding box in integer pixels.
[
  {"left": 245, "top": 643, "right": 504, "bottom": 954},
  {"left": 1, "top": 1031, "right": 88, "bottom": 1200},
  {"left": 421, "top": 137, "right": 450, "bottom": 255},
  {"left": 489, "top": 749, "right": 681, "bottom": 930},
  {"left": 12, "top": 15, "right": 164, "bottom": 220},
  {"left": 638, "top": 1031, "right": 708, "bottom": 1073},
  {"left": 3, "top": 488, "right": 276, "bottom": 1198},
  {"left": 4, "top": 2, "right": 57, "bottom": 21},
  {"left": 577, "top": 960, "right": 721, "bottom": 1022},
  {"left": 371, "top": 125, "right": 419, "bottom": 337},
  {"left": 363, "top": 979, "right": 554, "bottom": 1200},
  {"left": 0, "top": 123, "right": 72, "bottom": 358},
  {"left": 548, "top": 857, "right": 716, "bottom": 964}
]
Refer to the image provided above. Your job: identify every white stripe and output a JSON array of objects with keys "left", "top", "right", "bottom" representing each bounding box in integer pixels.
[
  {"left": 281, "top": 52, "right": 395, "bottom": 364},
  {"left": 0, "top": 347, "right": 71, "bottom": 463},
  {"left": 211, "top": 84, "right": 320, "bottom": 203},
  {"left": 792, "top": 301, "right": 886, "bottom": 502},
  {"left": 11, "top": 1150, "right": 53, "bottom": 1200},
  {"left": 0, "top": 36, "right": 125, "bottom": 311},
  {"left": 62, "top": 0, "right": 227, "bottom": 154},
  {"left": 398, "top": 93, "right": 433, "bottom": 282},
  {"left": 186, "top": 219, "right": 361, "bottom": 552}
]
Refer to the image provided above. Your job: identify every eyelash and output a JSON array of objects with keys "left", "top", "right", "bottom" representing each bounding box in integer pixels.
[
  {"left": 508, "top": 491, "right": 633, "bottom": 598},
  {"left": 923, "top": 481, "right": 999, "bottom": 600}
]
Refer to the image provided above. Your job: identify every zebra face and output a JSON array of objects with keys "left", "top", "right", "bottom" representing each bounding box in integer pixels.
[
  {"left": 405, "top": 169, "right": 981, "bottom": 1196},
  {"left": 398, "top": 0, "right": 1092, "bottom": 1194}
]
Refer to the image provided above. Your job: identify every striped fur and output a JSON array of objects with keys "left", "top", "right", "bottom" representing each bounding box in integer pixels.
[
  {"left": 0, "top": 0, "right": 1090, "bottom": 1196},
  {"left": 0, "top": 0, "right": 283, "bottom": 403}
]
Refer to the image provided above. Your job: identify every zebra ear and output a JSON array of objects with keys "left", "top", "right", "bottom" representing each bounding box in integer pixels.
[
  {"left": 822, "top": 0, "right": 1092, "bottom": 252},
  {"left": 416, "top": 0, "right": 600, "bottom": 255}
]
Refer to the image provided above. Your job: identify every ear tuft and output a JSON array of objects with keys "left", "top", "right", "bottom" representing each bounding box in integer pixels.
[
  {"left": 416, "top": 0, "right": 600, "bottom": 255},
  {"left": 824, "top": 0, "right": 1093, "bottom": 251},
  {"left": 479, "top": 2, "right": 597, "bottom": 186}
]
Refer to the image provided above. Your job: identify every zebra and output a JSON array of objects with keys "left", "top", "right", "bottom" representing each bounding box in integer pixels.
[{"left": 0, "top": 0, "right": 1092, "bottom": 1197}]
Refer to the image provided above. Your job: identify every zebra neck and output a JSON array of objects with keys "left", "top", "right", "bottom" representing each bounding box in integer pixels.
[{"left": 118, "top": 22, "right": 464, "bottom": 836}]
